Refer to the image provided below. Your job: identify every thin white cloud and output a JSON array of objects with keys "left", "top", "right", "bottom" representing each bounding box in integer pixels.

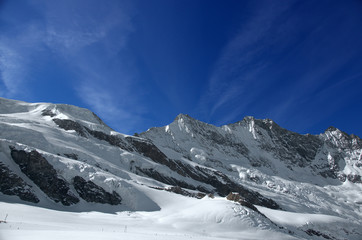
[
  {"left": 0, "top": 0, "right": 142, "bottom": 133},
  {"left": 38, "top": 0, "right": 133, "bottom": 55},
  {"left": 0, "top": 45, "right": 24, "bottom": 96},
  {"left": 203, "top": 0, "right": 361, "bottom": 130},
  {"left": 0, "top": 22, "right": 45, "bottom": 98},
  {"left": 35, "top": 0, "right": 140, "bottom": 132},
  {"left": 74, "top": 62, "right": 145, "bottom": 133},
  {"left": 77, "top": 82, "right": 133, "bottom": 122},
  {"left": 200, "top": 1, "right": 294, "bottom": 121}
]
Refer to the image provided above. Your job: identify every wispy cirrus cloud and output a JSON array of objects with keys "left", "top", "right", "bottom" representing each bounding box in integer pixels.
[
  {"left": 0, "top": 44, "right": 25, "bottom": 97},
  {"left": 0, "top": 0, "right": 143, "bottom": 133},
  {"left": 199, "top": 0, "right": 362, "bottom": 132},
  {"left": 199, "top": 0, "right": 295, "bottom": 123},
  {"left": 77, "top": 80, "right": 144, "bottom": 132},
  {"left": 36, "top": 0, "right": 142, "bottom": 132},
  {"left": 0, "top": 18, "right": 46, "bottom": 97}
]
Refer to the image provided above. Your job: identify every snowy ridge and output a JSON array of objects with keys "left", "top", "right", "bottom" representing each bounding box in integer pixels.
[
  {"left": 142, "top": 114, "right": 362, "bottom": 185},
  {"left": 1, "top": 98, "right": 362, "bottom": 239}
]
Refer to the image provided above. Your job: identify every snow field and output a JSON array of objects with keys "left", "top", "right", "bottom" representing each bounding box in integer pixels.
[{"left": 0, "top": 194, "right": 298, "bottom": 240}]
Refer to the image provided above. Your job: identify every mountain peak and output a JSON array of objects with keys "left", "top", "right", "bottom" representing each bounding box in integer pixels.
[
  {"left": 242, "top": 116, "right": 255, "bottom": 122},
  {"left": 173, "top": 114, "right": 208, "bottom": 128},
  {"left": 174, "top": 113, "right": 198, "bottom": 122},
  {"left": 235, "top": 116, "right": 279, "bottom": 130},
  {"left": 325, "top": 126, "right": 338, "bottom": 132},
  {"left": 324, "top": 126, "right": 351, "bottom": 138}
]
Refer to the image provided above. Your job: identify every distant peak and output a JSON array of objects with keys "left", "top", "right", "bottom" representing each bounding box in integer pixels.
[
  {"left": 174, "top": 113, "right": 195, "bottom": 121},
  {"left": 325, "top": 126, "right": 338, "bottom": 133},
  {"left": 324, "top": 126, "right": 359, "bottom": 139},
  {"left": 242, "top": 116, "right": 255, "bottom": 122},
  {"left": 240, "top": 116, "right": 276, "bottom": 126},
  {"left": 324, "top": 126, "right": 348, "bottom": 136}
]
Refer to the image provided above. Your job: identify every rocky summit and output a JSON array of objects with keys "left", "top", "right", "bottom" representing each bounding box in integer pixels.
[{"left": 0, "top": 97, "right": 361, "bottom": 239}]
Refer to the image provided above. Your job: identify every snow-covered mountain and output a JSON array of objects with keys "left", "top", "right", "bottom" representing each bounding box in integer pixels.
[
  {"left": 142, "top": 113, "right": 362, "bottom": 186},
  {"left": 0, "top": 97, "right": 361, "bottom": 240}
]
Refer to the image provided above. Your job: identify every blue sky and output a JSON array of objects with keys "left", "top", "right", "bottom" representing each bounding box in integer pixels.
[{"left": 1, "top": 0, "right": 361, "bottom": 136}]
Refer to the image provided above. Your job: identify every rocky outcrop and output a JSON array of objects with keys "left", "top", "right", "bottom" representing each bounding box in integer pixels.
[
  {"left": 0, "top": 162, "right": 39, "bottom": 203},
  {"left": 53, "top": 118, "right": 133, "bottom": 151},
  {"left": 63, "top": 153, "right": 78, "bottom": 160},
  {"left": 85, "top": 127, "right": 132, "bottom": 151},
  {"left": 226, "top": 192, "right": 260, "bottom": 212},
  {"left": 338, "top": 173, "right": 361, "bottom": 183},
  {"left": 41, "top": 109, "right": 56, "bottom": 117},
  {"left": 72, "top": 176, "right": 122, "bottom": 205},
  {"left": 151, "top": 186, "right": 206, "bottom": 199},
  {"left": 128, "top": 136, "right": 280, "bottom": 209},
  {"left": 53, "top": 119, "right": 87, "bottom": 137},
  {"left": 142, "top": 114, "right": 361, "bottom": 187},
  {"left": 324, "top": 126, "right": 362, "bottom": 150},
  {"left": 305, "top": 229, "right": 332, "bottom": 239},
  {"left": 253, "top": 119, "right": 323, "bottom": 167},
  {"left": 10, "top": 147, "right": 79, "bottom": 206}
]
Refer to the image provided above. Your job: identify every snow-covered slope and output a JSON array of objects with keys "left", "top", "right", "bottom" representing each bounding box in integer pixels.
[
  {"left": 1, "top": 98, "right": 361, "bottom": 239},
  {"left": 141, "top": 114, "right": 361, "bottom": 185},
  {"left": 140, "top": 114, "right": 362, "bottom": 238}
]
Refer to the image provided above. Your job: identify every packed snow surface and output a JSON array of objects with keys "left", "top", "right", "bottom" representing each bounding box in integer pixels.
[{"left": 1, "top": 195, "right": 297, "bottom": 240}]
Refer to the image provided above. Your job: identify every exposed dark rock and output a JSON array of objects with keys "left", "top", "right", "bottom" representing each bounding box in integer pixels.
[
  {"left": 150, "top": 185, "right": 206, "bottom": 199},
  {"left": 248, "top": 174, "right": 261, "bottom": 183},
  {"left": 0, "top": 162, "right": 39, "bottom": 203},
  {"left": 319, "top": 169, "right": 338, "bottom": 179},
  {"left": 305, "top": 229, "right": 333, "bottom": 239},
  {"left": 53, "top": 119, "right": 87, "bottom": 137},
  {"left": 55, "top": 118, "right": 132, "bottom": 151},
  {"left": 347, "top": 174, "right": 361, "bottom": 183},
  {"left": 10, "top": 147, "right": 79, "bottom": 206},
  {"left": 194, "top": 167, "right": 280, "bottom": 209},
  {"left": 129, "top": 137, "right": 280, "bottom": 209},
  {"left": 255, "top": 119, "right": 323, "bottom": 167},
  {"left": 135, "top": 167, "right": 201, "bottom": 191},
  {"left": 85, "top": 127, "right": 132, "bottom": 151},
  {"left": 226, "top": 192, "right": 260, "bottom": 213},
  {"left": 126, "top": 137, "right": 170, "bottom": 165},
  {"left": 41, "top": 109, "right": 56, "bottom": 117},
  {"left": 164, "top": 186, "right": 206, "bottom": 199},
  {"left": 338, "top": 173, "right": 347, "bottom": 182},
  {"left": 72, "top": 176, "right": 122, "bottom": 205},
  {"left": 63, "top": 153, "right": 78, "bottom": 160},
  {"left": 337, "top": 173, "right": 361, "bottom": 183}
]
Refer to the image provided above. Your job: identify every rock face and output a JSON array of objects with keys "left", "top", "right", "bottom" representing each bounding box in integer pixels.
[
  {"left": 9, "top": 148, "right": 79, "bottom": 206},
  {"left": 249, "top": 118, "right": 323, "bottom": 167},
  {"left": 73, "top": 176, "right": 122, "bottom": 205},
  {"left": 226, "top": 192, "right": 259, "bottom": 212},
  {"left": 140, "top": 114, "right": 362, "bottom": 185},
  {"left": 0, "top": 162, "right": 39, "bottom": 203},
  {"left": 128, "top": 136, "right": 280, "bottom": 209},
  {"left": 53, "top": 118, "right": 88, "bottom": 137}
]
